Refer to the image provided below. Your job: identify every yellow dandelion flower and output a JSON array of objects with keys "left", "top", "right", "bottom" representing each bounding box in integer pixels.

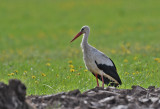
[
  {"left": 123, "top": 59, "right": 128, "bottom": 63},
  {"left": 14, "top": 70, "right": 18, "bottom": 73},
  {"left": 84, "top": 69, "right": 88, "bottom": 72},
  {"left": 68, "top": 60, "right": 72, "bottom": 64},
  {"left": 124, "top": 72, "right": 129, "bottom": 75},
  {"left": 69, "top": 65, "right": 74, "bottom": 68},
  {"left": 121, "top": 45, "right": 126, "bottom": 52},
  {"left": 111, "top": 49, "right": 116, "bottom": 54},
  {"left": 70, "top": 69, "right": 75, "bottom": 72},
  {"left": 41, "top": 73, "right": 46, "bottom": 77},
  {"left": 23, "top": 71, "right": 27, "bottom": 75},
  {"left": 56, "top": 74, "right": 59, "bottom": 77},
  {"left": 10, "top": 73, "right": 14, "bottom": 76},
  {"left": 46, "top": 63, "right": 51, "bottom": 66},
  {"left": 133, "top": 56, "right": 138, "bottom": 60},
  {"left": 24, "top": 71, "right": 27, "bottom": 73},
  {"left": 132, "top": 72, "right": 136, "bottom": 75},
  {"left": 121, "top": 44, "right": 131, "bottom": 54},
  {"left": 145, "top": 45, "right": 151, "bottom": 50},
  {"left": 136, "top": 71, "right": 139, "bottom": 74},
  {"left": 35, "top": 81, "right": 38, "bottom": 84},
  {"left": 77, "top": 73, "right": 81, "bottom": 75},
  {"left": 126, "top": 49, "right": 131, "bottom": 54},
  {"left": 154, "top": 58, "right": 160, "bottom": 61},
  {"left": 32, "top": 75, "right": 36, "bottom": 79},
  {"left": 8, "top": 74, "right": 11, "bottom": 76}
]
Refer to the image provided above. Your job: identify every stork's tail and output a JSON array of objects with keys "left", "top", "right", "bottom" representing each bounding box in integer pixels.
[{"left": 92, "top": 73, "right": 120, "bottom": 87}]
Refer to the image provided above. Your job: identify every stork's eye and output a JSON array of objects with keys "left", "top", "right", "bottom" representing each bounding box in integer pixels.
[{"left": 81, "top": 28, "right": 84, "bottom": 31}]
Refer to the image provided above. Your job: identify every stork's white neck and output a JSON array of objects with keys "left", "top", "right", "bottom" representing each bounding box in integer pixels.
[{"left": 81, "top": 31, "right": 89, "bottom": 49}]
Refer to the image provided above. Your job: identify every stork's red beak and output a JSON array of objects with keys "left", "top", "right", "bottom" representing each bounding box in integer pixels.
[{"left": 70, "top": 32, "right": 83, "bottom": 42}]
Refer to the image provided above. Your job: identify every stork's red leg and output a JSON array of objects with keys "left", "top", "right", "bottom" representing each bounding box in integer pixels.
[
  {"left": 95, "top": 74, "right": 99, "bottom": 87},
  {"left": 101, "top": 74, "right": 104, "bottom": 88}
]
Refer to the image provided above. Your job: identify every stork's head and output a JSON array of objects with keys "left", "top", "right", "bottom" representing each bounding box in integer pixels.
[
  {"left": 70, "top": 25, "right": 90, "bottom": 42},
  {"left": 80, "top": 26, "right": 90, "bottom": 34}
]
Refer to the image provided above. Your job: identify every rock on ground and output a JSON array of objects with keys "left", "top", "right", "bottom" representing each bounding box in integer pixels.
[
  {"left": 0, "top": 79, "right": 33, "bottom": 109},
  {"left": 0, "top": 79, "right": 160, "bottom": 109}
]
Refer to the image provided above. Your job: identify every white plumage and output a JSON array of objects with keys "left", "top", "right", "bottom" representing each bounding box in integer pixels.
[{"left": 71, "top": 26, "right": 122, "bottom": 87}]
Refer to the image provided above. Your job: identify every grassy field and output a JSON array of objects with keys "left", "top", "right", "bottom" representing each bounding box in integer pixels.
[{"left": 0, "top": 0, "right": 160, "bottom": 95}]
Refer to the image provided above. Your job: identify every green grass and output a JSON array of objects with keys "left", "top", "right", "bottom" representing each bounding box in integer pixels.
[{"left": 0, "top": 0, "right": 160, "bottom": 95}]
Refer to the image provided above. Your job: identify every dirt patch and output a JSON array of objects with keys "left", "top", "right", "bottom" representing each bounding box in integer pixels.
[
  {"left": 0, "top": 79, "right": 160, "bottom": 109},
  {"left": 0, "top": 79, "right": 32, "bottom": 109}
]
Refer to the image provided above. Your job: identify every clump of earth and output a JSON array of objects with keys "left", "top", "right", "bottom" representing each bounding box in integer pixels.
[{"left": 0, "top": 79, "right": 160, "bottom": 109}]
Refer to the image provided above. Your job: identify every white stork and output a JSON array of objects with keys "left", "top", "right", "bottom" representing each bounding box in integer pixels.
[{"left": 70, "top": 26, "right": 122, "bottom": 87}]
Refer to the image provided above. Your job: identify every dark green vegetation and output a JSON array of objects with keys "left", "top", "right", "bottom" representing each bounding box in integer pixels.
[{"left": 0, "top": 0, "right": 160, "bottom": 95}]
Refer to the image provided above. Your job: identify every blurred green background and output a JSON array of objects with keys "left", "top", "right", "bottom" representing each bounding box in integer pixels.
[{"left": 0, "top": 0, "right": 160, "bottom": 95}]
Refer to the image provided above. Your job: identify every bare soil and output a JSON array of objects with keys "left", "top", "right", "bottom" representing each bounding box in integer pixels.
[{"left": 0, "top": 79, "right": 160, "bottom": 109}]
